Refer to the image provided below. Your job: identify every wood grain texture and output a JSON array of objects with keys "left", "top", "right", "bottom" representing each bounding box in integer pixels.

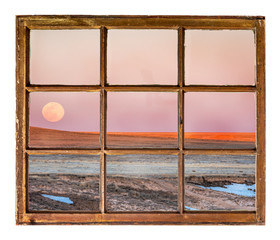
[
  {"left": 178, "top": 152, "right": 184, "bottom": 214},
  {"left": 26, "top": 85, "right": 101, "bottom": 92},
  {"left": 100, "top": 27, "right": 107, "bottom": 88},
  {"left": 256, "top": 19, "right": 266, "bottom": 224},
  {"left": 26, "top": 149, "right": 101, "bottom": 155},
  {"left": 100, "top": 89, "right": 107, "bottom": 213},
  {"left": 20, "top": 212, "right": 256, "bottom": 225},
  {"left": 100, "top": 27, "right": 107, "bottom": 213},
  {"left": 105, "top": 149, "right": 179, "bottom": 155},
  {"left": 178, "top": 27, "right": 184, "bottom": 214},
  {"left": 20, "top": 15, "right": 258, "bottom": 30},
  {"left": 16, "top": 17, "right": 28, "bottom": 224},
  {"left": 100, "top": 154, "right": 106, "bottom": 213},
  {"left": 26, "top": 149, "right": 256, "bottom": 156},
  {"left": 26, "top": 85, "right": 256, "bottom": 92},
  {"left": 184, "top": 149, "right": 256, "bottom": 155},
  {"left": 183, "top": 86, "right": 256, "bottom": 92}
]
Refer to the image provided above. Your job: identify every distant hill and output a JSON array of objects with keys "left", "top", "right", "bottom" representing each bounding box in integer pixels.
[
  {"left": 29, "top": 126, "right": 255, "bottom": 149},
  {"left": 29, "top": 126, "right": 99, "bottom": 148}
]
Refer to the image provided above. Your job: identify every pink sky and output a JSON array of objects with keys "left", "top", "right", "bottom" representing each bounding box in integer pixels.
[
  {"left": 107, "top": 92, "right": 177, "bottom": 132},
  {"left": 29, "top": 29, "right": 256, "bottom": 133},
  {"left": 185, "top": 92, "right": 256, "bottom": 132},
  {"left": 107, "top": 30, "right": 178, "bottom": 85},
  {"left": 29, "top": 91, "right": 255, "bottom": 133},
  {"left": 30, "top": 29, "right": 255, "bottom": 87},
  {"left": 30, "top": 92, "right": 100, "bottom": 132},
  {"left": 30, "top": 30, "right": 100, "bottom": 85},
  {"left": 185, "top": 30, "right": 255, "bottom": 85}
]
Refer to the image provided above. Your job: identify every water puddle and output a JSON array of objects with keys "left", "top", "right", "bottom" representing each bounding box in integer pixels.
[
  {"left": 42, "top": 194, "right": 74, "bottom": 204},
  {"left": 184, "top": 205, "right": 197, "bottom": 211},
  {"left": 197, "top": 183, "right": 255, "bottom": 197}
]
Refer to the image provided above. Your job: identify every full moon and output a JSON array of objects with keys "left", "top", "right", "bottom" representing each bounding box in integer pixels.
[{"left": 42, "top": 102, "right": 65, "bottom": 122}]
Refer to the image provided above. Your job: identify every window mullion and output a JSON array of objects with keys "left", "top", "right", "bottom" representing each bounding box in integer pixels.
[
  {"left": 255, "top": 19, "right": 266, "bottom": 223},
  {"left": 100, "top": 26, "right": 107, "bottom": 213},
  {"left": 178, "top": 27, "right": 185, "bottom": 213}
]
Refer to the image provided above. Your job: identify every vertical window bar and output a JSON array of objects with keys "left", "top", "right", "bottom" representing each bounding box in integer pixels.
[
  {"left": 178, "top": 27, "right": 185, "bottom": 88},
  {"left": 25, "top": 27, "right": 30, "bottom": 149},
  {"left": 178, "top": 27, "right": 185, "bottom": 213},
  {"left": 100, "top": 26, "right": 107, "bottom": 213},
  {"left": 25, "top": 91, "right": 30, "bottom": 212},
  {"left": 256, "top": 19, "right": 266, "bottom": 223},
  {"left": 23, "top": 27, "right": 30, "bottom": 215}
]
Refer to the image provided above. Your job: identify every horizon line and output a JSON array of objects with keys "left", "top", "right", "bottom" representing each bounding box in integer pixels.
[{"left": 30, "top": 126, "right": 255, "bottom": 142}]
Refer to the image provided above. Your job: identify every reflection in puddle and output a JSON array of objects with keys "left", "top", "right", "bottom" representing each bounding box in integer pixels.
[{"left": 42, "top": 194, "right": 74, "bottom": 204}]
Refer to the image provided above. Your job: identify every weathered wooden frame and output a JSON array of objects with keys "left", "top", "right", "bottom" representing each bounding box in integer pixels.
[{"left": 16, "top": 15, "right": 265, "bottom": 225}]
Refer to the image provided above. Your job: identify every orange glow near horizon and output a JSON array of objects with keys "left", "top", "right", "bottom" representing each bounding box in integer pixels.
[
  {"left": 29, "top": 126, "right": 255, "bottom": 142},
  {"left": 107, "top": 132, "right": 255, "bottom": 142},
  {"left": 184, "top": 132, "right": 255, "bottom": 142}
]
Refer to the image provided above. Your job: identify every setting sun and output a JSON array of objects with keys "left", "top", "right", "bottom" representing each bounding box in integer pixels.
[{"left": 42, "top": 102, "right": 65, "bottom": 122}]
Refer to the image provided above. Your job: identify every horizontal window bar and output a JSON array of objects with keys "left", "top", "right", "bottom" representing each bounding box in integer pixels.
[
  {"left": 20, "top": 212, "right": 257, "bottom": 225},
  {"left": 18, "top": 15, "right": 264, "bottom": 20},
  {"left": 21, "top": 16, "right": 258, "bottom": 30},
  {"left": 26, "top": 86, "right": 102, "bottom": 92},
  {"left": 183, "top": 149, "right": 256, "bottom": 155},
  {"left": 26, "top": 149, "right": 256, "bottom": 155},
  {"left": 183, "top": 86, "right": 256, "bottom": 92},
  {"left": 104, "top": 149, "right": 179, "bottom": 155},
  {"left": 26, "top": 85, "right": 256, "bottom": 92},
  {"left": 26, "top": 149, "right": 102, "bottom": 155}
]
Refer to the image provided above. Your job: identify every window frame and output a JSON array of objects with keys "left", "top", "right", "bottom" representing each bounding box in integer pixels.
[{"left": 16, "top": 15, "right": 265, "bottom": 225}]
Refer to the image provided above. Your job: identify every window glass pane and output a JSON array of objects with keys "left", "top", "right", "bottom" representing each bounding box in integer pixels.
[
  {"left": 28, "top": 155, "right": 100, "bottom": 211},
  {"left": 107, "top": 92, "right": 178, "bottom": 148},
  {"left": 107, "top": 154, "right": 178, "bottom": 212},
  {"left": 107, "top": 30, "right": 177, "bottom": 85},
  {"left": 30, "top": 30, "right": 100, "bottom": 85},
  {"left": 29, "top": 92, "right": 100, "bottom": 148},
  {"left": 184, "top": 92, "right": 256, "bottom": 149},
  {"left": 185, "top": 30, "right": 255, "bottom": 85},
  {"left": 185, "top": 155, "right": 256, "bottom": 211}
]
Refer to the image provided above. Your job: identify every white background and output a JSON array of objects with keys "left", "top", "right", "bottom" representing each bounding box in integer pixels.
[{"left": 0, "top": 0, "right": 279, "bottom": 239}]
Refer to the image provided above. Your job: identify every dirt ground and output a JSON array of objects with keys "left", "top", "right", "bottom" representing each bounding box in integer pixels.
[
  {"left": 185, "top": 175, "right": 255, "bottom": 211},
  {"left": 28, "top": 174, "right": 255, "bottom": 212},
  {"left": 28, "top": 174, "right": 100, "bottom": 211}
]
